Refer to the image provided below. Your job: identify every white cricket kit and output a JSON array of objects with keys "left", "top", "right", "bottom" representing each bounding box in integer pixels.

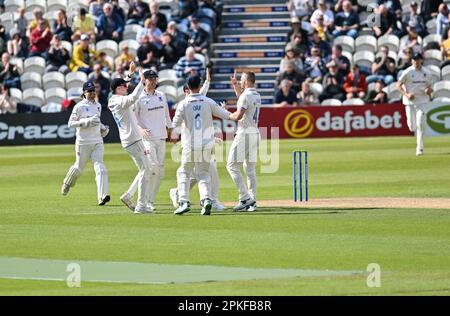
[
  {"left": 128, "top": 89, "right": 173, "bottom": 204},
  {"left": 173, "top": 93, "right": 231, "bottom": 203},
  {"left": 398, "top": 66, "right": 434, "bottom": 152},
  {"left": 227, "top": 87, "right": 261, "bottom": 201},
  {"left": 108, "top": 81, "right": 154, "bottom": 209},
  {"left": 63, "top": 99, "right": 108, "bottom": 201}
]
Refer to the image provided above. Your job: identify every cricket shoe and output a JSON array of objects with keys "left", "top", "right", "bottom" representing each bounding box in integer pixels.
[
  {"left": 247, "top": 203, "right": 257, "bottom": 212},
  {"left": 416, "top": 149, "right": 424, "bottom": 156},
  {"left": 120, "top": 193, "right": 135, "bottom": 212},
  {"left": 61, "top": 183, "right": 70, "bottom": 196},
  {"left": 134, "top": 206, "right": 153, "bottom": 214},
  {"left": 98, "top": 195, "right": 110, "bottom": 206},
  {"left": 233, "top": 199, "right": 256, "bottom": 212},
  {"left": 201, "top": 199, "right": 212, "bottom": 216},
  {"left": 147, "top": 202, "right": 156, "bottom": 212},
  {"left": 174, "top": 201, "right": 191, "bottom": 215},
  {"left": 212, "top": 200, "right": 225, "bottom": 212},
  {"left": 169, "top": 188, "right": 178, "bottom": 208}
]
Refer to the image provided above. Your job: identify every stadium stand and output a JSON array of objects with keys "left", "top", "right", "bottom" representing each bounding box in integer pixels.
[{"left": 1, "top": 0, "right": 450, "bottom": 113}]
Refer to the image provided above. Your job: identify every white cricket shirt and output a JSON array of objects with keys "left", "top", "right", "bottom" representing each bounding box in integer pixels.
[
  {"left": 68, "top": 99, "right": 103, "bottom": 145},
  {"left": 236, "top": 87, "right": 261, "bottom": 134},
  {"left": 108, "top": 81, "right": 144, "bottom": 148},
  {"left": 398, "top": 65, "right": 434, "bottom": 106}
]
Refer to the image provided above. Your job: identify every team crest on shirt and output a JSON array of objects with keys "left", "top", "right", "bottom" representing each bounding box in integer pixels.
[{"left": 158, "top": 97, "right": 162, "bottom": 102}]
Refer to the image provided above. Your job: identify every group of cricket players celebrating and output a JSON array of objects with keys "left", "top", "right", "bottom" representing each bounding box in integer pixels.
[{"left": 60, "top": 61, "right": 262, "bottom": 215}]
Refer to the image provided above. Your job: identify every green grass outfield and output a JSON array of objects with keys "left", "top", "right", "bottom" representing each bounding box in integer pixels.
[{"left": 0, "top": 136, "right": 449, "bottom": 295}]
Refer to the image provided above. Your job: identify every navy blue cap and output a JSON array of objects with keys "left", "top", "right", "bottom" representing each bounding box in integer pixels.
[
  {"left": 111, "top": 78, "right": 127, "bottom": 92},
  {"left": 186, "top": 75, "right": 201, "bottom": 90},
  {"left": 412, "top": 52, "right": 423, "bottom": 60},
  {"left": 143, "top": 70, "right": 158, "bottom": 78},
  {"left": 83, "top": 81, "right": 95, "bottom": 92}
]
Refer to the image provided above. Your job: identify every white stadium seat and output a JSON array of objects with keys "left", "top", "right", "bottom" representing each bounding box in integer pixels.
[
  {"left": 9, "top": 88, "right": 22, "bottom": 104},
  {"left": 194, "top": 53, "right": 206, "bottom": 67},
  {"left": 433, "top": 81, "right": 450, "bottom": 98},
  {"left": 43, "top": 10, "right": 60, "bottom": 25},
  {"left": 45, "top": 87, "right": 67, "bottom": 105},
  {"left": 124, "top": 24, "right": 143, "bottom": 41},
  {"left": 342, "top": 98, "right": 365, "bottom": 106},
  {"left": 341, "top": 50, "right": 354, "bottom": 68},
  {"left": 384, "top": 82, "right": 401, "bottom": 102},
  {"left": 157, "top": 69, "right": 182, "bottom": 86},
  {"left": 377, "top": 35, "right": 400, "bottom": 53},
  {"left": 357, "top": 0, "right": 373, "bottom": 6},
  {"left": 355, "top": 35, "right": 377, "bottom": 53},
  {"left": 157, "top": 85, "right": 179, "bottom": 102},
  {"left": 119, "top": 39, "right": 140, "bottom": 57},
  {"left": 47, "top": 0, "right": 68, "bottom": 12},
  {"left": 334, "top": 35, "right": 355, "bottom": 53},
  {"left": 20, "top": 72, "right": 42, "bottom": 90},
  {"left": 24, "top": 57, "right": 46, "bottom": 75},
  {"left": 4, "top": 0, "right": 24, "bottom": 13},
  {"left": 309, "top": 82, "right": 323, "bottom": 96},
  {"left": 0, "top": 12, "right": 15, "bottom": 33},
  {"left": 433, "top": 97, "right": 450, "bottom": 103},
  {"left": 96, "top": 40, "right": 119, "bottom": 58},
  {"left": 23, "top": 88, "right": 45, "bottom": 107},
  {"left": 61, "top": 40, "right": 73, "bottom": 54},
  {"left": 67, "top": 87, "right": 83, "bottom": 103},
  {"left": 423, "top": 50, "right": 443, "bottom": 67},
  {"left": 423, "top": 34, "right": 442, "bottom": 48},
  {"left": 24, "top": 0, "right": 47, "bottom": 13},
  {"left": 321, "top": 99, "right": 342, "bottom": 106},
  {"left": 10, "top": 57, "right": 23, "bottom": 74},
  {"left": 353, "top": 51, "right": 375, "bottom": 69},
  {"left": 65, "top": 71, "right": 88, "bottom": 90},
  {"left": 441, "top": 65, "right": 450, "bottom": 81},
  {"left": 375, "top": 50, "right": 398, "bottom": 66},
  {"left": 425, "top": 65, "right": 441, "bottom": 83},
  {"left": 426, "top": 18, "right": 437, "bottom": 34},
  {"left": 43, "top": 72, "right": 66, "bottom": 90}
]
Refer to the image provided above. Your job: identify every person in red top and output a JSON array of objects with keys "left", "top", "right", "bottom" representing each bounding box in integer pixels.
[
  {"left": 343, "top": 64, "right": 367, "bottom": 100},
  {"left": 29, "top": 19, "right": 53, "bottom": 58}
]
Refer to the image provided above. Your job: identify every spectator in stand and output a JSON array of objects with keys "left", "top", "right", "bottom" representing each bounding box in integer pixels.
[
  {"left": 173, "top": 0, "right": 198, "bottom": 24},
  {"left": 46, "top": 34, "right": 70, "bottom": 74},
  {"left": 274, "top": 79, "right": 298, "bottom": 107},
  {"left": 160, "top": 32, "right": 179, "bottom": 70},
  {"left": 136, "top": 17, "right": 163, "bottom": 50},
  {"left": 93, "top": 79, "right": 108, "bottom": 110},
  {"left": 334, "top": 0, "right": 358, "bottom": 12},
  {"left": 398, "top": 29, "right": 422, "bottom": 61},
  {"left": 96, "top": 3, "right": 125, "bottom": 43},
  {"left": 7, "top": 28, "right": 28, "bottom": 58},
  {"left": 320, "top": 61, "right": 345, "bottom": 102},
  {"left": 15, "top": 7, "right": 27, "bottom": 37},
  {"left": 304, "top": 45, "right": 326, "bottom": 83},
  {"left": 366, "top": 79, "right": 388, "bottom": 104},
  {"left": 71, "top": 8, "right": 96, "bottom": 42},
  {"left": 200, "top": 0, "right": 222, "bottom": 27},
  {"left": 307, "top": 29, "right": 331, "bottom": 58},
  {"left": 69, "top": 34, "right": 98, "bottom": 74},
  {"left": 436, "top": 3, "right": 449, "bottom": 36},
  {"left": 333, "top": 0, "right": 359, "bottom": 39},
  {"left": 188, "top": 16, "right": 210, "bottom": 55},
  {"left": 441, "top": 28, "right": 450, "bottom": 68},
  {"left": 290, "top": 33, "right": 308, "bottom": 59},
  {"left": 344, "top": 64, "right": 367, "bottom": 100},
  {"left": 372, "top": 4, "right": 399, "bottom": 38},
  {"left": 29, "top": 19, "right": 52, "bottom": 58},
  {"left": 297, "top": 80, "right": 318, "bottom": 105},
  {"left": 312, "top": 13, "right": 332, "bottom": 42},
  {"left": 127, "top": 0, "right": 150, "bottom": 26},
  {"left": 88, "top": 63, "right": 110, "bottom": 106},
  {"left": 310, "top": 0, "right": 334, "bottom": 31},
  {"left": 115, "top": 46, "right": 134, "bottom": 70},
  {"left": 175, "top": 46, "right": 205, "bottom": 80},
  {"left": 326, "top": 44, "right": 350, "bottom": 77},
  {"left": 52, "top": 10, "right": 72, "bottom": 42},
  {"left": 167, "top": 21, "right": 188, "bottom": 58},
  {"left": 280, "top": 44, "right": 304, "bottom": 76},
  {"left": 275, "top": 60, "right": 303, "bottom": 92},
  {"left": 98, "top": 52, "right": 113, "bottom": 72},
  {"left": 398, "top": 47, "right": 413, "bottom": 76},
  {"left": 367, "top": 45, "right": 396, "bottom": 85},
  {"left": 0, "top": 84, "right": 41, "bottom": 114},
  {"left": 89, "top": 0, "right": 105, "bottom": 17},
  {"left": 28, "top": 9, "right": 50, "bottom": 34},
  {"left": 0, "top": 52, "right": 21, "bottom": 89},
  {"left": 150, "top": 0, "right": 168, "bottom": 32},
  {"left": 376, "top": 0, "right": 402, "bottom": 17},
  {"left": 111, "top": 62, "right": 127, "bottom": 80},
  {"left": 421, "top": 0, "right": 442, "bottom": 23},
  {"left": 137, "top": 34, "right": 160, "bottom": 69},
  {"left": 402, "top": 1, "right": 425, "bottom": 37},
  {"left": 111, "top": 0, "right": 126, "bottom": 22},
  {"left": 287, "top": 16, "right": 302, "bottom": 43},
  {"left": 288, "top": 0, "right": 314, "bottom": 21}
]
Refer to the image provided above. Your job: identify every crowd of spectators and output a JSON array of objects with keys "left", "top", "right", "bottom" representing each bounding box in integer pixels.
[
  {"left": 0, "top": 0, "right": 221, "bottom": 114},
  {"left": 275, "top": 0, "right": 447, "bottom": 107}
]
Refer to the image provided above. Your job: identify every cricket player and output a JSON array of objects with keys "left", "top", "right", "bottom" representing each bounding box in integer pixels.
[
  {"left": 61, "top": 81, "right": 110, "bottom": 206},
  {"left": 226, "top": 71, "right": 261, "bottom": 211},
  {"left": 126, "top": 70, "right": 173, "bottom": 211},
  {"left": 170, "top": 75, "right": 233, "bottom": 215},
  {"left": 169, "top": 70, "right": 226, "bottom": 211},
  {"left": 108, "top": 62, "right": 155, "bottom": 214},
  {"left": 397, "top": 53, "right": 434, "bottom": 156}
]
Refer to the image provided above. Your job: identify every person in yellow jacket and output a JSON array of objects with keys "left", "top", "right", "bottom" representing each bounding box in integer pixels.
[{"left": 69, "top": 34, "right": 99, "bottom": 74}]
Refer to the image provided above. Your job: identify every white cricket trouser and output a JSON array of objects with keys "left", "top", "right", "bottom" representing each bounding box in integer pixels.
[
  {"left": 124, "top": 140, "right": 154, "bottom": 208},
  {"left": 65, "top": 143, "right": 108, "bottom": 200},
  {"left": 405, "top": 104, "right": 425, "bottom": 151},
  {"left": 128, "top": 139, "right": 166, "bottom": 203},
  {"left": 227, "top": 132, "right": 259, "bottom": 201},
  {"left": 188, "top": 156, "right": 219, "bottom": 201},
  {"left": 177, "top": 146, "right": 213, "bottom": 203}
]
